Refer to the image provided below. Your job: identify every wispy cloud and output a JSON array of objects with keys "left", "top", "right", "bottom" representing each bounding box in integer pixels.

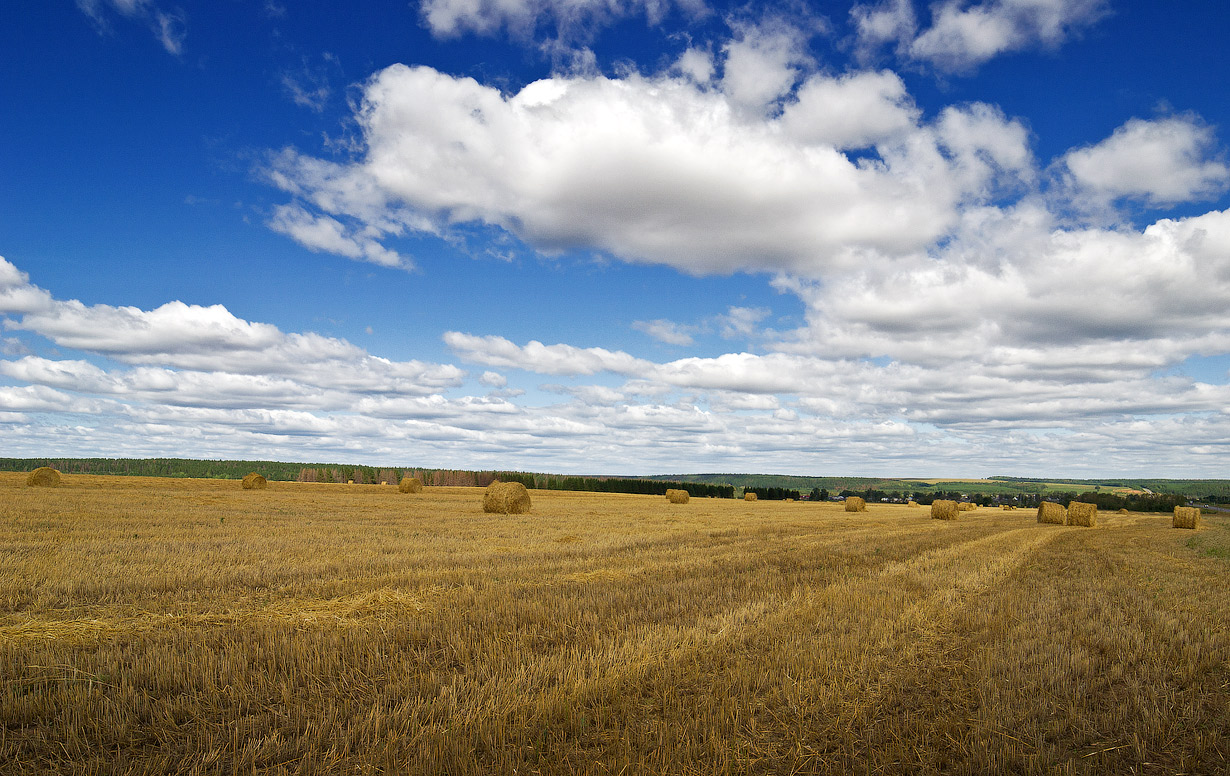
[
  {"left": 77, "top": 0, "right": 186, "bottom": 55},
  {"left": 852, "top": 0, "right": 1107, "bottom": 72}
]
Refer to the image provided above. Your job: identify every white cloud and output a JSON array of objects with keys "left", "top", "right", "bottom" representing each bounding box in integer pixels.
[
  {"left": 773, "top": 206, "right": 1230, "bottom": 373},
  {"left": 853, "top": 0, "right": 1107, "bottom": 72},
  {"left": 716, "top": 306, "right": 769, "bottom": 338},
  {"left": 269, "top": 205, "right": 410, "bottom": 269},
  {"left": 851, "top": 0, "right": 916, "bottom": 52},
  {"left": 443, "top": 332, "right": 654, "bottom": 376},
  {"left": 479, "top": 370, "right": 508, "bottom": 388},
  {"left": 0, "top": 257, "right": 464, "bottom": 399},
  {"left": 673, "top": 47, "right": 714, "bottom": 83},
  {"left": 268, "top": 62, "right": 1035, "bottom": 276},
  {"left": 719, "top": 17, "right": 813, "bottom": 113},
  {"left": 1062, "top": 116, "right": 1230, "bottom": 208},
  {"left": 419, "top": 0, "right": 706, "bottom": 42},
  {"left": 633, "top": 318, "right": 696, "bottom": 346},
  {"left": 780, "top": 70, "right": 918, "bottom": 150}
]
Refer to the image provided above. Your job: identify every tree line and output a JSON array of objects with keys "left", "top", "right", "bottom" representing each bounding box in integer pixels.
[
  {"left": 745, "top": 486, "right": 803, "bottom": 501},
  {"left": 0, "top": 457, "right": 732, "bottom": 498}
]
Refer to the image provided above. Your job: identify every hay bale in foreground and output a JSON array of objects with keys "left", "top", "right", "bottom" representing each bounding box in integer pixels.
[
  {"left": 26, "top": 467, "right": 61, "bottom": 487},
  {"left": 1173, "top": 506, "right": 1201, "bottom": 530},
  {"left": 241, "top": 472, "right": 267, "bottom": 490},
  {"left": 398, "top": 476, "right": 423, "bottom": 494},
  {"left": 1037, "top": 502, "right": 1066, "bottom": 525},
  {"left": 483, "top": 481, "right": 532, "bottom": 514},
  {"left": 844, "top": 496, "right": 866, "bottom": 513},
  {"left": 666, "top": 489, "right": 690, "bottom": 504},
  {"left": 744, "top": 492, "right": 758, "bottom": 501},
  {"left": 931, "top": 499, "right": 959, "bottom": 520},
  {"left": 1067, "top": 501, "right": 1097, "bottom": 527}
]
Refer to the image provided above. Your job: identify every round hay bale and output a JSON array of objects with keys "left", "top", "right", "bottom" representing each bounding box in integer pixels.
[
  {"left": 241, "top": 472, "right": 267, "bottom": 490},
  {"left": 1067, "top": 501, "right": 1097, "bottom": 528},
  {"left": 26, "top": 467, "right": 61, "bottom": 487},
  {"left": 483, "top": 481, "right": 531, "bottom": 514},
  {"left": 1117, "top": 508, "right": 1128, "bottom": 515},
  {"left": 1037, "top": 501, "right": 1066, "bottom": 525},
  {"left": 958, "top": 502, "right": 976, "bottom": 512},
  {"left": 1173, "top": 506, "right": 1201, "bottom": 530},
  {"left": 744, "top": 492, "right": 758, "bottom": 501},
  {"left": 844, "top": 496, "right": 866, "bottom": 513},
  {"left": 398, "top": 476, "right": 423, "bottom": 494},
  {"left": 907, "top": 501, "right": 919, "bottom": 507},
  {"left": 931, "top": 499, "right": 959, "bottom": 520},
  {"left": 666, "top": 489, "right": 690, "bottom": 504}
]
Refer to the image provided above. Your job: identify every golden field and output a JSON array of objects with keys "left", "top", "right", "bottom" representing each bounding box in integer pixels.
[{"left": 2, "top": 473, "right": 1228, "bottom": 775}]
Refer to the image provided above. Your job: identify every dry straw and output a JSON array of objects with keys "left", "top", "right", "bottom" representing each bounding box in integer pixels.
[
  {"left": 1067, "top": 501, "right": 1097, "bottom": 528},
  {"left": 958, "top": 502, "right": 976, "bottom": 512},
  {"left": 845, "top": 497, "right": 866, "bottom": 513},
  {"left": 666, "top": 489, "right": 690, "bottom": 504},
  {"left": 907, "top": 501, "right": 919, "bottom": 507},
  {"left": 1173, "top": 506, "right": 1201, "bottom": 530},
  {"left": 931, "top": 499, "right": 959, "bottom": 520},
  {"left": 483, "top": 481, "right": 532, "bottom": 514},
  {"left": 26, "top": 467, "right": 61, "bottom": 487},
  {"left": 1118, "top": 508, "right": 1129, "bottom": 515},
  {"left": 241, "top": 472, "right": 267, "bottom": 490},
  {"left": 744, "top": 492, "right": 757, "bottom": 501},
  {"left": 398, "top": 476, "right": 423, "bottom": 494},
  {"left": 1037, "top": 502, "right": 1066, "bottom": 525}
]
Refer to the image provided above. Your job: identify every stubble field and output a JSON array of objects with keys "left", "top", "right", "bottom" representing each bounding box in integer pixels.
[{"left": 2, "top": 473, "right": 1228, "bottom": 774}]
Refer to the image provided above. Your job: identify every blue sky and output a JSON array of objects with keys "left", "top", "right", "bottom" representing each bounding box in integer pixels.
[{"left": 2, "top": 0, "right": 1230, "bottom": 476}]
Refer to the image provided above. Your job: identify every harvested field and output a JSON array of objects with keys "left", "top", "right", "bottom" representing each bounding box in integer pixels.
[{"left": 2, "top": 473, "right": 1228, "bottom": 775}]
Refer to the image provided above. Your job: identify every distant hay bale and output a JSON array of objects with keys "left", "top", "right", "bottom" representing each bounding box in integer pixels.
[
  {"left": 931, "top": 499, "right": 959, "bottom": 520},
  {"left": 241, "top": 472, "right": 267, "bottom": 490},
  {"left": 1067, "top": 501, "right": 1097, "bottom": 527},
  {"left": 483, "top": 481, "right": 531, "bottom": 514},
  {"left": 744, "top": 492, "right": 758, "bottom": 501},
  {"left": 907, "top": 501, "right": 919, "bottom": 507},
  {"left": 1118, "top": 508, "right": 1129, "bottom": 515},
  {"left": 1000, "top": 504, "right": 1016, "bottom": 510},
  {"left": 786, "top": 498, "right": 795, "bottom": 502},
  {"left": 1173, "top": 506, "right": 1201, "bottom": 530},
  {"left": 666, "top": 489, "right": 690, "bottom": 504},
  {"left": 26, "top": 467, "right": 61, "bottom": 487},
  {"left": 1037, "top": 502, "right": 1066, "bottom": 525},
  {"left": 398, "top": 476, "right": 423, "bottom": 494},
  {"left": 844, "top": 497, "right": 866, "bottom": 513},
  {"left": 958, "top": 502, "right": 976, "bottom": 511}
]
